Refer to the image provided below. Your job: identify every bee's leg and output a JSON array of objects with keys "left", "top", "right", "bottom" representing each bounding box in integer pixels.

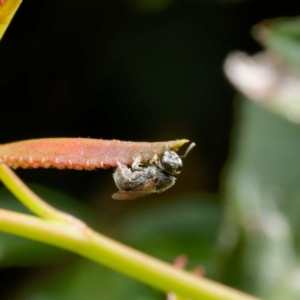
[
  {"left": 113, "top": 160, "right": 146, "bottom": 191},
  {"left": 115, "top": 158, "right": 144, "bottom": 182},
  {"left": 164, "top": 143, "right": 172, "bottom": 153},
  {"left": 114, "top": 162, "right": 136, "bottom": 191},
  {"left": 114, "top": 162, "right": 133, "bottom": 181},
  {"left": 149, "top": 153, "right": 158, "bottom": 165},
  {"left": 131, "top": 155, "right": 144, "bottom": 171}
]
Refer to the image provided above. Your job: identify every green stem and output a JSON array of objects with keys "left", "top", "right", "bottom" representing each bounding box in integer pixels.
[
  {"left": 0, "top": 164, "right": 261, "bottom": 300},
  {"left": 0, "top": 208, "right": 260, "bottom": 300},
  {"left": 0, "top": 164, "right": 80, "bottom": 223}
]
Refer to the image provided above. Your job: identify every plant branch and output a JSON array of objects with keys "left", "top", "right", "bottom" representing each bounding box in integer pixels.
[
  {"left": 0, "top": 208, "right": 260, "bottom": 300},
  {"left": 0, "top": 164, "right": 261, "bottom": 300},
  {"left": 0, "top": 164, "right": 81, "bottom": 223}
]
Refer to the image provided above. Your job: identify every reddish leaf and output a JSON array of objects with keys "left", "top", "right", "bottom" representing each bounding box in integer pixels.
[{"left": 0, "top": 138, "right": 189, "bottom": 170}]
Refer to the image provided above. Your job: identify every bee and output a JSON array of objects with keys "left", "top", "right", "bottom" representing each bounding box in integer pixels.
[{"left": 112, "top": 142, "right": 195, "bottom": 200}]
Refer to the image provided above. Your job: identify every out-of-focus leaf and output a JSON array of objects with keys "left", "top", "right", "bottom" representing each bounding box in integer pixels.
[
  {"left": 224, "top": 51, "right": 300, "bottom": 124},
  {"left": 0, "top": 184, "right": 102, "bottom": 267},
  {"left": 14, "top": 259, "right": 162, "bottom": 300},
  {"left": 224, "top": 17, "right": 300, "bottom": 124},
  {"left": 0, "top": 0, "right": 22, "bottom": 40},
  {"left": 219, "top": 98, "right": 300, "bottom": 299},
  {"left": 254, "top": 17, "right": 300, "bottom": 72},
  {"left": 116, "top": 196, "right": 222, "bottom": 278}
]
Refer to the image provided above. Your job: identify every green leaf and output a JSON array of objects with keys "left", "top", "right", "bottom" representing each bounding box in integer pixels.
[
  {"left": 220, "top": 98, "right": 300, "bottom": 299},
  {"left": 116, "top": 196, "right": 222, "bottom": 278},
  {"left": 257, "top": 17, "right": 300, "bottom": 72},
  {"left": 14, "top": 259, "right": 162, "bottom": 300}
]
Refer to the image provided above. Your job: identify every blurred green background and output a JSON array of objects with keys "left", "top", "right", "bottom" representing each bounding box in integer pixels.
[{"left": 1, "top": 0, "right": 300, "bottom": 299}]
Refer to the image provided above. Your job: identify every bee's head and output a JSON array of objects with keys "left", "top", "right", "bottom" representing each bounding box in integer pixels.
[
  {"left": 159, "top": 150, "right": 182, "bottom": 175},
  {"left": 158, "top": 142, "right": 195, "bottom": 175}
]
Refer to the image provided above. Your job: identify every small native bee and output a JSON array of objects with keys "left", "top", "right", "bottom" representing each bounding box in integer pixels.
[{"left": 112, "top": 142, "right": 195, "bottom": 200}]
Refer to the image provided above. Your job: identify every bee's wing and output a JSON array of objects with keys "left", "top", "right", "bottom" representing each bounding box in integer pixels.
[
  {"left": 112, "top": 180, "right": 155, "bottom": 200},
  {"left": 112, "top": 190, "right": 152, "bottom": 200}
]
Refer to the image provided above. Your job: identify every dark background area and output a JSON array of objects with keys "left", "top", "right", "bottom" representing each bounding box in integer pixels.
[
  {"left": 1, "top": 0, "right": 300, "bottom": 299},
  {"left": 1, "top": 0, "right": 298, "bottom": 197}
]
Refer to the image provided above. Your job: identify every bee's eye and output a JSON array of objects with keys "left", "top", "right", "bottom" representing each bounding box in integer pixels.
[{"left": 160, "top": 151, "right": 182, "bottom": 175}]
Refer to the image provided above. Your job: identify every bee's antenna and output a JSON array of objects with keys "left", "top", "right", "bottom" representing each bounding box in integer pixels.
[{"left": 181, "top": 142, "right": 196, "bottom": 158}]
